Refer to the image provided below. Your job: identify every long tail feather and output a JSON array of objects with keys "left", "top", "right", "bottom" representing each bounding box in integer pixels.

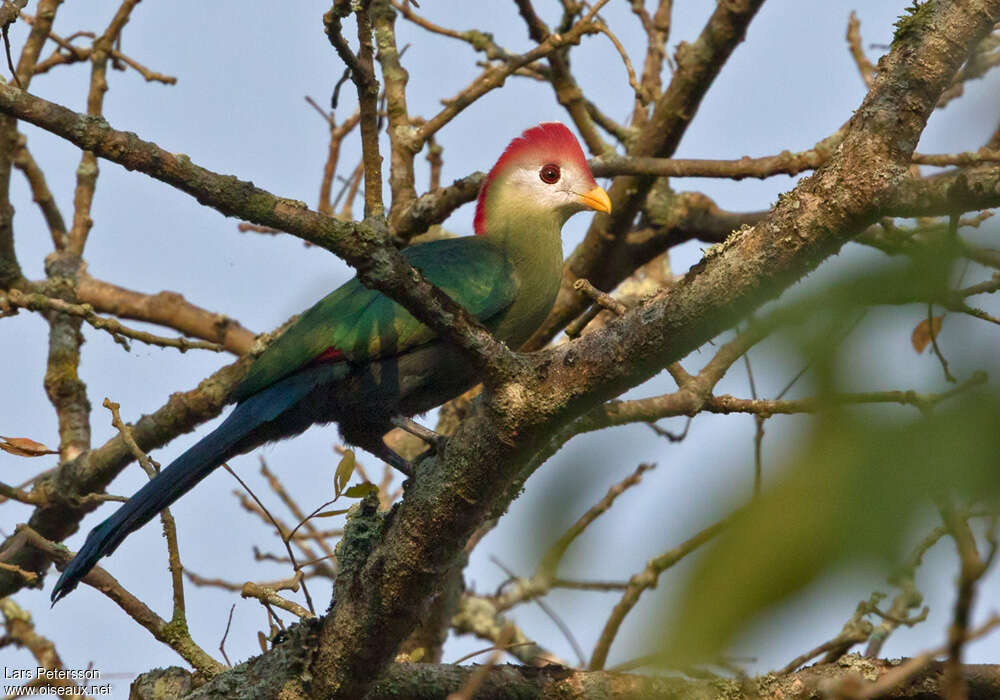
[
  {"left": 50, "top": 414, "right": 245, "bottom": 603},
  {"left": 50, "top": 368, "right": 333, "bottom": 604}
]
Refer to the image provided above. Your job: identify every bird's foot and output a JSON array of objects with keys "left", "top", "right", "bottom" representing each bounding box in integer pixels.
[
  {"left": 373, "top": 417, "right": 447, "bottom": 477},
  {"left": 390, "top": 416, "right": 448, "bottom": 451},
  {"left": 375, "top": 445, "right": 414, "bottom": 478}
]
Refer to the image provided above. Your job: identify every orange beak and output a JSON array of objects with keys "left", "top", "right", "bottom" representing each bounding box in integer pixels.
[{"left": 579, "top": 185, "right": 612, "bottom": 214}]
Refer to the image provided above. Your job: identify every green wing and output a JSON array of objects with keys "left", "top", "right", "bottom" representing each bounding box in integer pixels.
[{"left": 233, "top": 236, "right": 516, "bottom": 401}]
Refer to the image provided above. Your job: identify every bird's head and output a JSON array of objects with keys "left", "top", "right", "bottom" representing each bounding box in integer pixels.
[{"left": 474, "top": 122, "right": 611, "bottom": 236}]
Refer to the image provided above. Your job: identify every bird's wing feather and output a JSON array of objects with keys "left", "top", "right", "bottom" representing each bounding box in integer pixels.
[{"left": 233, "top": 236, "right": 517, "bottom": 401}]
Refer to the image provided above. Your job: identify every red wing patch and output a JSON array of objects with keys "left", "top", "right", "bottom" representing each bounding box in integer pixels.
[{"left": 307, "top": 347, "right": 345, "bottom": 367}]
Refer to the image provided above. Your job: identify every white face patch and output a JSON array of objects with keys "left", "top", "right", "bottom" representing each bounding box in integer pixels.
[{"left": 502, "top": 162, "right": 593, "bottom": 218}]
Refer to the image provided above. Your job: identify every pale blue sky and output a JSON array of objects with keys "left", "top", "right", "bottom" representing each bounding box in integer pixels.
[{"left": 3, "top": 2, "right": 1000, "bottom": 695}]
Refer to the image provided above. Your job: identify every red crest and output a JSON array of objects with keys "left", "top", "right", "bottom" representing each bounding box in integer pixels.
[{"left": 473, "top": 123, "right": 589, "bottom": 235}]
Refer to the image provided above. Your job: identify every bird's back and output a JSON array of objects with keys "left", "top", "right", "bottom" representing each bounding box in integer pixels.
[{"left": 233, "top": 236, "right": 518, "bottom": 403}]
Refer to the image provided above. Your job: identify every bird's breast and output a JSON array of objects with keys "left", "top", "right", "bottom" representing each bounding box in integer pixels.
[{"left": 490, "top": 248, "right": 563, "bottom": 348}]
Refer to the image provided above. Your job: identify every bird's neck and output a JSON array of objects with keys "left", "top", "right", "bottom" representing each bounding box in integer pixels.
[
  {"left": 487, "top": 211, "right": 562, "bottom": 267},
  {"left": 483, "top": 206, "right": 565, "bottom": 346},
  {"left": 481, "top": 182, "right": 565, "bottom": 271}
]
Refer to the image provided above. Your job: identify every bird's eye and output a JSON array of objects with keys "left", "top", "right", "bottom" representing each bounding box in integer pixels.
[{"left": 539, "top": 163, "right": 561, "bottom": 184}]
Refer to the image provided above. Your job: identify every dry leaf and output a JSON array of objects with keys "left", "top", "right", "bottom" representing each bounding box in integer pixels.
[
  {"left": 0, "top": 436, "right": 58, "bottom": 457},
  {"left": 911, "top": 316, "right": 943, "bottom": 354}
]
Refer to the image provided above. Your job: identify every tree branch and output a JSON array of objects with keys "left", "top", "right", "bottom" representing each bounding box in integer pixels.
[
  {"left": 0, "top": 82, "right": 512, "bottom": 374},
  {"left": 527, "top": 0, "right": 768, "bottom": 348}
]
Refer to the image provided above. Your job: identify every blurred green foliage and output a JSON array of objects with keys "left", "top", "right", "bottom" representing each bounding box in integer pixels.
[
  {"left": 660, "top": 386, "right": 1000, "bottom": 665},
  {"left": 657, "top": 249, "right": 1000, "bottom": 665}
]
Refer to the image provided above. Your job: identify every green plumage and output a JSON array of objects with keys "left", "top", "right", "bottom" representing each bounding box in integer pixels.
[{"left": 234, "top": 236, "right": 518, "bottom": 402}]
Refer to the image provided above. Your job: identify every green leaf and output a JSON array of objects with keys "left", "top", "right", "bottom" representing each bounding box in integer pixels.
[
  {"left": 313, "top": 507, "right": 351, "bottom": 518},
  {"left": 344, "top": 481, "right": 378, "bottom": 499},
  {"left": 334, "top": 449, "right": 356, "bottom": 497}
]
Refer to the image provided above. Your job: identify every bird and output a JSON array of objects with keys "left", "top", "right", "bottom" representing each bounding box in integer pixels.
[{"left": 50, "top": 121, "right": 611, "bottom": 603}]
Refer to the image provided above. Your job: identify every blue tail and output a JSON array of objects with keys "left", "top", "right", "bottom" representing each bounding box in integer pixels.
[{"left": 50, "top": 367, "right": 336, "bottom": 603}]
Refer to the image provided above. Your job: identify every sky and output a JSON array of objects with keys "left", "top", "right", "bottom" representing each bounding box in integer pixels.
[{"left": 3, "top": 1, "right": 1000, "bottom": 696}]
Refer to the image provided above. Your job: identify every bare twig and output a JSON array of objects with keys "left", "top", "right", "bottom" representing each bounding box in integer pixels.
[
  {"left": 537, "top": 463, "right": 654, "bottom": 584},
  {"left": 491, "top": 556, "right": 586, "bottom": 668},
  {"left": 589, "top": 517, "right": 730, "bottom": 670},
  {"left": 241, "top": 581, "right": 314, "bottom": 619},
  {"left": 3, "top": 288, "right": 225, "bottom": 352},
  {"left": 572, "top": 278, "right": 627, "bottom": 316},
  {"left": 413, "top": 0, "right": 610, "bottom": 146},
  {"left": 104, "top": 398, "right": 188, "bottom": 623},
  {"left": 13, "top": 525, "right": 223, "bottom": 676},
  {"left": 308, "top": 96, "right": 361, "bottom": 216},
  {"left": 219, "top": 604, "right": 236, "bottom": 667},
  {"left": 0, "top": 1, "right": 27, "bottom": 87},
  {"left": 451, "top": 593, "right": 567, "bottom": 667},
  {"left": 447, "top": 625, "right": 515, "bottom": 700},
  {"left": 223, "top": 464, "right": 316, "bottom": 615},
  {"left": 939, "top": 503, "right": 997, "bottom": 700},
  {"left": 593, "top": 21, "right": 648, "bottom": 106},
  {"left": 324, "top": 0, "right": 384, "bottom": 219},
  {"left": 846, "top": 12, "right": 875, "bottom": 88},
  {"left": 11, "top": 134, "right": 66, "bottom": 248},
  {"left": 844, "top": 615, "right": 1000, "bottom": 699},
  {"left": 781, "top": 595, "right": 881, "bottom": 674},
  {"left": 742, "top": 352, "right": 765, "bottom": 498}
]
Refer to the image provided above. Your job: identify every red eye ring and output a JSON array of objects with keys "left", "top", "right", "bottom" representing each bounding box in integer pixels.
[{"left": 539, "top": 163, "right": 561, "bottom": 184}]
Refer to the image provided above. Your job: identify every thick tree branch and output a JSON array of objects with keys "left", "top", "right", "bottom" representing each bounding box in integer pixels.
[
  {"left": 76, "top": 271, "right": 255, "bottom": 355},
  {"left": 172, "top": 654, "right": 1000, "bottom": 700},
  {"left": 0, "top": 82, "right": 512, "bottom": 374},
  {"left": 883, "top": 164, "right": 1000, "bottom": 217},
  {"left": 592, "top": 144, "right": 1000, "bottom": 180}
]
